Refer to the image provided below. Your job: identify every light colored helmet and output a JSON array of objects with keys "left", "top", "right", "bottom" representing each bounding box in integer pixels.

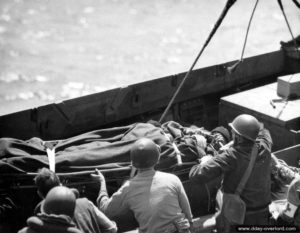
[
  {"left": 229, "top": 114, "right": 260, "bottom": 141},
  {"left": 42, "top": 186, "right": 76, "bottom": 217},
  {"left": 131, "top": 138, "right": 160, "bottom": 169}
]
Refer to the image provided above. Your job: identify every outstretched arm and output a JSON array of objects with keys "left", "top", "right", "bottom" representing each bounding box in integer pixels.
[
  {"left": 91, "top": 169, "right": 109, "bottom": 208},
  {"left": 189, "top": 150, "right": 235, "bottom": 184},
  {"left": 91, "top": 169, "right": 129, "bottom": 218}
]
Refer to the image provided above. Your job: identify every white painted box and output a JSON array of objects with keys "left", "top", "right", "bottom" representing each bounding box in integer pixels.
[{"left": 277, "top": 74, "right": 300, "bottom": 99}]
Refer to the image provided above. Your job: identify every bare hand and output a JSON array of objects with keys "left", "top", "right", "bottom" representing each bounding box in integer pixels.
[
  {"left": 176, "top": 218, "right": 190, "bottom": 229},
  {"left": 174, "top": 218, "right": 192, "bottom": 232},
  {"left": 90, "top": 169, "right": 105, "bottom": 183},
  {"left": 199, "top": 155, "right": 213, "bottom": 164}
]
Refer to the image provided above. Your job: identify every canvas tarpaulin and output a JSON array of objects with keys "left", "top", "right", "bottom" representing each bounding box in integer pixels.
[{"left": 0, "top": 121, "right": 204, "bottom": 174}]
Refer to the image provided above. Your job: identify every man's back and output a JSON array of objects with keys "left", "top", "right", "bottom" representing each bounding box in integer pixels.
[
  {"left": 34, "top": 197, "right": 117, "bottom": 233},
  {"left": 223, "top": 144, "right": 271, "bottom": 210},
  {"left": 101, "top": 170, "right": 192, "bottom": 233},
  {"left": 190, "top": 128, "right": 272, "bottom": 210},
  {"left": 127, "top": 171, "right": 189, "bottom": 232}
]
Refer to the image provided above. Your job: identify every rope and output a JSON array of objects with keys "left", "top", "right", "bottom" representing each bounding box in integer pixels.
[
  {"left": 227, "top": 0, "right": 259, "bottom": 73},
  {"left": 277, "top": 0, "right": 300, "bottom": 58},
  {"left": 158, "top": 0, "right": 237, "bottom": 123},
  {"left": 240, "top": 0, "right": 259, "bottom": 62},
  {"left": 292, "top": 0, "right": 300, "bottom": 9}
]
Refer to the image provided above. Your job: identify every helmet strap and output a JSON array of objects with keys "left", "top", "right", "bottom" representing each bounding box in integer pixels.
[
  {"left": 37, "top": 190, "right": 44, "bottom": 199},
  {"left": 233, "top": 132, "right": 253, "bottom": 145},
  {"left": 232, "top": 131, "right": 240, "bottom": 145}
]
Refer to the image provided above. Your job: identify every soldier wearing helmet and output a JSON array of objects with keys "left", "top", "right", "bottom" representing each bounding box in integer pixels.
[
  {"left": 32, "top": 168, "right": 117, "bottom": 233},
  {"left": 18, "top": 186, "right": 82, "bottom": 233},
  {"left": 42, "top": 186, "right": 76, "bottom": 217},
  {"left": 96, "top": 138, "right": 193, "bottom": 233},
  {"left": 229, "top": 114, "right": 261, "bottom": 144},
  {"left": 189, "top": 114, "right": 273, "bottom": 230}
]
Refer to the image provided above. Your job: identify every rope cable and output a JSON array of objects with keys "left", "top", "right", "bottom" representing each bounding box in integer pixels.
[
  {"left": 292, "top": 0, "right": 300, "bottom": 9},
  {"left": 158, "top": 0, "right": 237, "bottom": 123},
  {"left": 240, "top": 0, "right": 259, "bottom": 62},
  {"left": 227, "top": 0, "right": 259, "bottom": 73}
]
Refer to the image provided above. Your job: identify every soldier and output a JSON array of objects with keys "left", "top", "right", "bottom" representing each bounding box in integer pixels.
[
  {"left": 96, "top": 138, "right": 193, "bottom": 233},
  {"left": 34, "top": 167, "right": 61, "bottom": 214},
  {"left": 34, "top": 168, "right": 117, "bottom": 233},
  {"left": 189, "top": 114, "right": 273, "bottom": 231},
  {"left": 18, "top": 186, "right": 82, "bottom": 233}
]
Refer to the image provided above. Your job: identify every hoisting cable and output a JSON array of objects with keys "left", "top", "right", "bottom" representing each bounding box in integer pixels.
[
  {"left": 158, "top": 0, "right": 237, "bottom": 123},
  {"left": 227, "top": 0, "right": 260, "bottom": 73},
  {"left": 270, "top": 0, "right": 300, "bottom": 109},
  {"left": 277, "top": 0, "right": 300, "bottom": 58},
  {"left": 292, "top": 0, "right": 300, "bottom": 9}
]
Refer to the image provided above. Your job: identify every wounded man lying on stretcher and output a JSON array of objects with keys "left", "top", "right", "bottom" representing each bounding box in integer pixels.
[
  {"left": 0, "top": 120, "right": 230, "bottom": 174},
  {"left": 1, "top": 119, "right": 299, "bottom": 186},
  {"left": 0, "top": 119, "right": 299, "bottom": 187}
]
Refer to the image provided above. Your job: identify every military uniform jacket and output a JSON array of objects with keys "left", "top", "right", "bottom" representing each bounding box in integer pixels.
[{"left": 189, "top": 128, "right": 273, "bottom": 211}]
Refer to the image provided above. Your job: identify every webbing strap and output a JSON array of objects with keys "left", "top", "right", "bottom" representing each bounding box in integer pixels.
[
  {"left": 235, "top": 145, "right": 258, "bottom": 195},
  {"left": 173, "top": 142, "right": 183, "bottom": 166},
  {"left": 46, "top": 147, "right": 56, "bottom": 172}
]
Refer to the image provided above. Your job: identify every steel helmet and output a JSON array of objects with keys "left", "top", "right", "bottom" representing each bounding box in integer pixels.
[
  {"left": 229, "top": 114, "right": 260, "bottom": 141},
  {"left": 130, "top": 138, "right": 160, "bottom": 169},
  {"left": 42, "top": 186, "right": 76, "bottom": 217}
]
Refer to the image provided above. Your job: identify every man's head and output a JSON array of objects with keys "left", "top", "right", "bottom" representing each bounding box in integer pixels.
[
  {"left": 211, "top": 126, "right": 231, "bottom": 145},
  {"left": 229, "top": 114, "right": 260, "bottom": 144},
  {"left": 130, "top": 138, "right": 160, "bottom": 169},
  {"left": 34, "top": 168, "right": 61, "bottom": 198},
  {"left": 42, "top": 186, "right": 76, "bottom": 218}
]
